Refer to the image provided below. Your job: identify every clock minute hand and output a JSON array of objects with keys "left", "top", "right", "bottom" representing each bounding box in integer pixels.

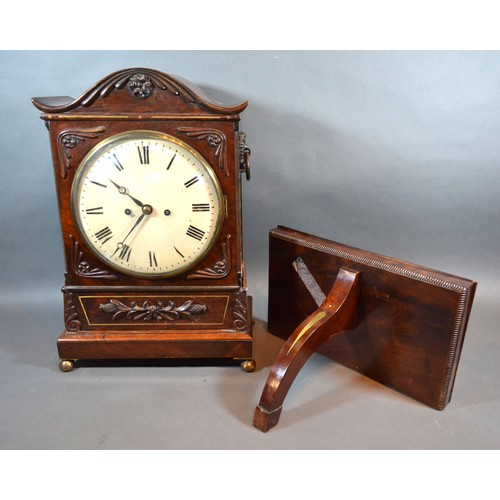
[
  {"left": 108, "top": 178, "right": 144, "bottom": 208},
  {"left": 121, "top": 212, "right": 146, "bottom": 243},
  {"left": 112, "top": 212, "right": 147, "bottom": 258},
  {"left": 113, "top": 202, "right": 154, "bottom": 254}
]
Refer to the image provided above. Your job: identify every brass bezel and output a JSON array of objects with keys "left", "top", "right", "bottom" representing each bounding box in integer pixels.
[{"left": 71, "top": 130, "right": 225, "bottom": 279}]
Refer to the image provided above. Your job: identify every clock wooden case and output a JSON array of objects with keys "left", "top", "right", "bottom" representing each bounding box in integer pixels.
[{"left": 32, "top": 68, "right": 254, "bottom": 371}]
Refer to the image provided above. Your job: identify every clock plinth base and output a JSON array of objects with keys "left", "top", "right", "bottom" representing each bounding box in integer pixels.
[
  {"left": 57, "top": 330, "right": 253, "bottom": 361},
  {"left": 58, "top": 295, "right": 253, "bottom": 368}
]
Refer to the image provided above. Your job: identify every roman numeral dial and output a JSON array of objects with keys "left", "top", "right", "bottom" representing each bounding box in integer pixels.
[
  {"left": 72, "top": 131, "right": 224, "bottom": 278},
  {"left": 184, "top": 176, "right": 199, "bottom": 188},
  {"left": 86, "top": 206, "right": 104, "bottom": 215},
  {"left": 192, "top": 203, "right": 210, "bottom": 212},
  {"left": 186, "top": 225, "right": 205, "bottom": 241},
  {"left": 149, "top": 251, "right": 158, "bottom": 267},
  {"left": 137, "top": 145, "right": 149, "bottom": 164}
]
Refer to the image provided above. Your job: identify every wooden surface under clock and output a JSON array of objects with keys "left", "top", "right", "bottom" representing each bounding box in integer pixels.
[{"left": 267, "top": 226, "right": 477, "bottom": 410}]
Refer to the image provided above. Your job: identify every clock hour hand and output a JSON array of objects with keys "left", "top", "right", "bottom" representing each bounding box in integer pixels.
[{"left": 108, "top": 178, "right": 144, "bottom": 208}]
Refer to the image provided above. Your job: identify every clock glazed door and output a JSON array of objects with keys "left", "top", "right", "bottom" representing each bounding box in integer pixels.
[{"left": 32, "top": 68, "right": 254, "bottom": 371}]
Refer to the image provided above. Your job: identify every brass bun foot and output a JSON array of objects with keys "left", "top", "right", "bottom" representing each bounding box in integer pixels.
[
  {"left": 59, "top": 359, "right": 76, "bottom": 372},
  {"left": 240, "top": 359, "right": 256, "bottom": 372}
]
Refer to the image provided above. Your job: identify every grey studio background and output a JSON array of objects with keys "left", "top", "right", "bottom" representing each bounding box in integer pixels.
[{"left": 1, "top": 51, "right": 499, "bottom": 450}]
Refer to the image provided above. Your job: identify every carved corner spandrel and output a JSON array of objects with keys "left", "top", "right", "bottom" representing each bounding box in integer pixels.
[{"left": 187, "top": 235, "right": 232, "bottom": 280}]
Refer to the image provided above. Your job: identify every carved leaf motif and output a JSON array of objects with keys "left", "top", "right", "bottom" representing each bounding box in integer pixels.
[
  {"left": 33, "top": 69, "right": 248, "bottom": 114},
  {"left": 99, "top": 302, "right": 119, "bottom": 314},
  {"left": 81, "top": 69, "right": 197, "bottom": 107},
  {"left": 177, "top": 127, "right": 229, "bottom": 177},
  {"left": 70, "top": 235, "right": 117, "bottom": 280},
  {"left": 176, "top": 300, "right": 193, "bottom": 312},
  {"left": 57, "top": 127, "right": 106, "bottom": 178},
  {"left": 98, "top": 299, "right": 208, "bottom": 322},
  {"left": 233, "top": 290, "right": 248, "bottom": 330},
  {"left": 187, "top": 235, "right": 232, "bottom": 280},
  {"left": 64, "top": 292, "right": 81, "bottom": 332}
]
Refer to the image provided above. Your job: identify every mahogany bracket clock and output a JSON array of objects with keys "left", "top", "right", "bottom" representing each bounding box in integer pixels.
[{"left": 32, "top": 68, "right": 254, "bottom": 372}]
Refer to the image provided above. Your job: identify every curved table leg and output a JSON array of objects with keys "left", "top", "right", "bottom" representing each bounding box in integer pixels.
[{"left": 253, "top": 267, "right": 360, "bottom": 432}]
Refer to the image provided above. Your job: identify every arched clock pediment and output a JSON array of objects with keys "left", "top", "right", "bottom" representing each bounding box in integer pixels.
[{"left": 32, "top": 68, "right": 248, "bottom": 115}]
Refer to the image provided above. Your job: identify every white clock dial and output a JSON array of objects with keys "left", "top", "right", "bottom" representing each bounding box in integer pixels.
[{"left": 71, "top": 130, "right": 224, "bottom": 278}]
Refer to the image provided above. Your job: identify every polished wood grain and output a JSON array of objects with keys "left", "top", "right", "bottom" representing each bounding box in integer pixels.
[{"left": 259, "top": 226, "right": 477, "bottom": 430}]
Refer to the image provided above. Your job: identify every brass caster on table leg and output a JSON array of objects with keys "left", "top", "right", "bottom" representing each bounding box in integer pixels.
[
  {"left": 59, "top": 359, "right": 76, "bottom": 372},
  {"left": 241, "top": 359, "right": 256, "bottom": 372}
]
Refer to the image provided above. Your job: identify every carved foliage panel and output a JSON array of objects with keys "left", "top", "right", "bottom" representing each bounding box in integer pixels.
[{"left": 63, "top": 289, "right": 250, "bottom": 332}]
